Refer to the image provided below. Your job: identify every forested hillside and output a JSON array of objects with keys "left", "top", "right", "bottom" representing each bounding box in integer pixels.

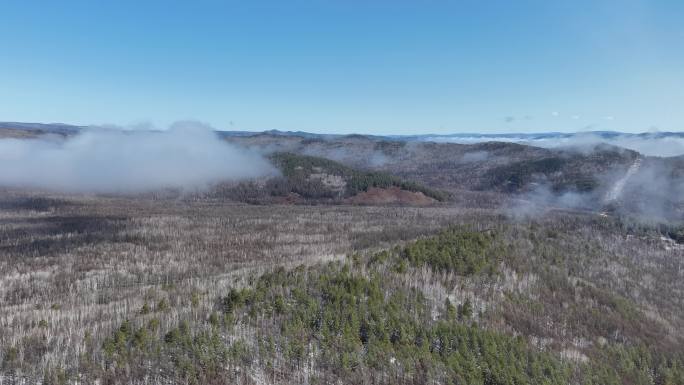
[
  {"left": 211, "top": 152, "right": 448, "bottom": 204},
  {"left": 3, "top": 196, "right": 682, "bottom": 384},
  {"left": 227, "top": 133, "right": 683, "bottom": 221},
  {"left": 1, "top": 125, "right": 683, "bottom": 385}
]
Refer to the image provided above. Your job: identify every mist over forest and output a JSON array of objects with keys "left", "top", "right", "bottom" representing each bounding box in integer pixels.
[
  {"left": 1, "top": 122, "right": 683, "bottom": 385},
  {"left": 2, "top": 1, "right": 684, "bottom": 384}
]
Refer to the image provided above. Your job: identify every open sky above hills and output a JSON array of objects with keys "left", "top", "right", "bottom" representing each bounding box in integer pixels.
[{"left": 1, "top": 0, "right": 683, "bottom": 134}]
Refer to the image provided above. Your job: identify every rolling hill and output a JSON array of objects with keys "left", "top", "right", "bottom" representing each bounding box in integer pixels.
[
  {"left": 1, "top": 122, "right": 683, "bottom": 220},
  {"left": 1, "top": 122, "right": 684, "bottom": 384}
]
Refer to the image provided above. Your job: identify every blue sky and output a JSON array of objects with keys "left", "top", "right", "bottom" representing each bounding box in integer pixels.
[{"left": 0, "top": 0, "right": 682, "bottom": 134}]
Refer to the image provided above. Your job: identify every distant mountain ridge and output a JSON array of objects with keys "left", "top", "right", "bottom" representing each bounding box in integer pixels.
[
  {"left": 0, "top": 121, "right": 83, "bottom": 135},
  {"left": 1, "top": 121, "right": 683, "bottom": 220},
  {"left": 391, "top": 130, "right": 684, "bottom": 142},
  {"left": 221, "top": 129, "right": 684, "bottom": 145},
  {"left": 2, "top": 121, "right": 682, "bottom": 143}
]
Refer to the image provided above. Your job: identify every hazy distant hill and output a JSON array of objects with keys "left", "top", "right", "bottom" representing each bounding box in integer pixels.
[
  {"left": 4, "top": 121, "right": 682, "bottom": 143},
  {"left": 0, "top": 121, "right": 82, "bottom": 137},
  {"left": 2, "top": 122, "right": 684, "bottom": 385},
  {"left": 2, "top": 122, "right": 682, "bottom": 220},
  {"left": 227, "top": 133, "right": 634, "bottom": 193},
  {"left": 226, "top": 132, "right": 683, "bottom": 221},
  {"left": 210, "top": 152, "right": 447, "bottom": 205}
]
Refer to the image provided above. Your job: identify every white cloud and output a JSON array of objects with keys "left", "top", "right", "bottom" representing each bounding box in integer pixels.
[{"left": 0, "top": 121, "right": 277, "bottom": 193}]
